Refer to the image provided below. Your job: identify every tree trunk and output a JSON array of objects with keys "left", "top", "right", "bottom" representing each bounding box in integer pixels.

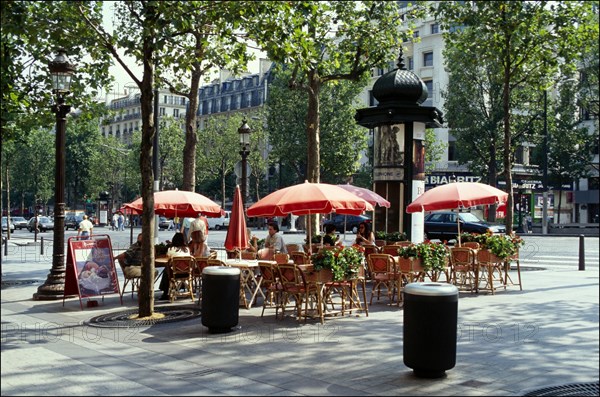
[
  {"left": 182, "top": 67, "right": 201, "bottom": 192},
  {"left": 487, "top": 145, "right": 498, "bottom": 222},
  {"left": 306, "top": 69, "right": 321, "bottom": 239},
  {"left": 137, "top": 10, "right": 158, "bottom": 318},
  {"left": 502, "top": 38, "right": 514, "bottom": 234}
]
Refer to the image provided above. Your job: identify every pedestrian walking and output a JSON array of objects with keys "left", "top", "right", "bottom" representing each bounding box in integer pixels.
[
  {"left": 112, "top": 212, "right": 119, "bottom": 231},
  {"left": 118, "top": 212, "right": 125, "bottom": 231}
]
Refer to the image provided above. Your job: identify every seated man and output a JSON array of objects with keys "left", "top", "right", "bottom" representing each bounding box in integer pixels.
[
  {"left": 116, "top": 233, "right": 143, "bottom": 278},
  {"left": 258, "top": 222, "right": 287, "bottom": 260}
]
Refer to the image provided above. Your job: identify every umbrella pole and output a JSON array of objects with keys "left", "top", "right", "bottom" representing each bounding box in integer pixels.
[
  {"left": 344, "top": 215, "right": 347, "bottom": 242},
  {"left": 457, "top": 211, "right": 461, "bottom": 246}
]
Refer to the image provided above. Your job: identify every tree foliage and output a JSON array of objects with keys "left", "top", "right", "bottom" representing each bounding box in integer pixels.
[{"left": 435, "top": 0, "right": 598, "bottom": 231}]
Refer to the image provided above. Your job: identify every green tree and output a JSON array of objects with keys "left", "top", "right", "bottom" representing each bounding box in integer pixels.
[
  {"left": 156, "top": 1, "right": 252, "bottom": 192},
  {"left": 196, "top": 113, "right": 246, "bottom": 208},
  {"left": 435, "top": 0, "right": 598, "bottom": 232},
  {"left": 266, "top": 65, "right": 369, "bottom": 184},
  {"left": 156, "top": 116, "right": 185, "bottom": 190},
  {"left": 248, "top": 1, "right": 423, "bottom": 236}
]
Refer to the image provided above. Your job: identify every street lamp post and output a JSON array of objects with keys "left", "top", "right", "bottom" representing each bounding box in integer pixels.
[
  {"left": 34, "top": 49, "right": 75, "bottom": 300},
  {"left": 238, "top": 118, "right": 251, "bottom": 207},
  {"left": 542, "top": 89, "right": 549, "bottom": 235}
]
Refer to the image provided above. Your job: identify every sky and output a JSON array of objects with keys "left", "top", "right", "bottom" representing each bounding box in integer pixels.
[{"left": 100, "top": 2, "right": 267, "bottom": 102}]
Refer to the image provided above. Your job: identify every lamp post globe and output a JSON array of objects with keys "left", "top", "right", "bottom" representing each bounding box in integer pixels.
[
  {"left": 34, "top": 49, "right": 75, "bottom": 300},
  {"left": 238, "top": 118, "right": 251, "bottom": 207}
]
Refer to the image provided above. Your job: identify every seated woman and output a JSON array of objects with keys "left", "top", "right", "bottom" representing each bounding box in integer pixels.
[
  {"left": 158, "top": 232, "right": 191, "bottom": 300},
  {"left": 354, "top": 222, "right": 375, "bottom": 246},
  {"left": 323, "top": 223, "right": 343, "bottom": 247}
]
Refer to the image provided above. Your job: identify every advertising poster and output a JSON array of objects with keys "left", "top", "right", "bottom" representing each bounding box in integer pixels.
[{"left": 64, "top": 235, "right": 121, "bottom": 309}]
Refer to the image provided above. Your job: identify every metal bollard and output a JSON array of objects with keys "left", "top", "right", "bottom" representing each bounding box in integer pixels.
[
  {"left": 3, "top": 236, "right": 7, "bottom": 256},
  {"left": 40, "top": 237, "right": 44, "bottom": 255},
  {"left": 578, "top": 234, "right": 585, "bottom": 271}
]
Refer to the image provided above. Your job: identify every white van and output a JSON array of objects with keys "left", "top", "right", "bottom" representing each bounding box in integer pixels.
[{"left": 207, "top": 211, "right": 230, "bottom": 230}]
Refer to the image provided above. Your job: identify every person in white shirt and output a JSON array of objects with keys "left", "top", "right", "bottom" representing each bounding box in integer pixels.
[
  {"left": 158, "top": 232, "right": 191, "bottom": 300},
  {"left": 77, "top": 215, "right": 94, "bottom": 240},
  {"left": 258, "top": 222, "right": 287, "bottom": 260}
]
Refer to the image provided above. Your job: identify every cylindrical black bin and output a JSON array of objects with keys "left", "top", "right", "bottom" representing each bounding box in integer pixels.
[
  {"left": 403, "top": 282, "right": 458, "bottom": 378},
  {"left": 201, "top": 266, "right": 240, "bottom": 334}
]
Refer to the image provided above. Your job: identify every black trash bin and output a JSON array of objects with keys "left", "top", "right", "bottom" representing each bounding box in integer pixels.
[
  {"left": 201, "top": 266, "right": 240, "bottom": 333},
  {"left": 403, "top": 282, "right": 458, "bottom": 378}
]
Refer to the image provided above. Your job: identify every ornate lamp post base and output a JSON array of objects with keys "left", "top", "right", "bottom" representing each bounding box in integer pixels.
[{"left": 33, "top": 269, "right": 67, "bottom": 300}]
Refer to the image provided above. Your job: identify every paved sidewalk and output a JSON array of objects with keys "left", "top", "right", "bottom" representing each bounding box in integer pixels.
[{"left": 1, "top": 241, "right": 598, "bottom": 396}]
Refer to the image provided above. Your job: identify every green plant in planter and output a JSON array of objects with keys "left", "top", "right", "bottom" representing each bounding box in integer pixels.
[
  {"left": 374, "top": 230, "right": 387, "bottom": 240},
  {"left": 481, "top": 233, "right": 524, "bottom": 260},
  {"left": 397, "top": 242, "right": 448, "bottom": 272},
  {"left": 256, "top": 238, "right": 265, "bottom": 249},
  {"left": 310, "top": 246, "right": 363, "bottom": 281},
  {"left": 385, "top": 231, "right": 407, "bottom": 242},
  {"left": 306, "top": 234, "right": 324, "bottom": 244},
  {"left": 154, "top": 243, "right": 168, "bottom": 256}
]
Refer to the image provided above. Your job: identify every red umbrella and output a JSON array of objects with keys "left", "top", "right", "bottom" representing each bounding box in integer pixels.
[
  {"left": 337, "top": 184, "right": 390, "bottom": 208},
  {"left": 123, "top": 189, "right": 223, "bottom": 218},
  {"left": 247, "top": 181, "right": 373, "bottom": 217},
  {"left": 406, "top": 182, "right": 508, "bottom": 245},
  {"left": 247, "top": 181, "right": 374, "bottom": 253},
  {"left": 224, "top": 185, "right": 249, "bottom": 253}
]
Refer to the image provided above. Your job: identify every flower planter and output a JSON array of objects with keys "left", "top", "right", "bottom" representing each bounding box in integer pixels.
[
  {"left": 304, "top": 267, "right": 334, "bottom": 283},
  {"left": 374, "top": 239, "right": 386, "bottom": 247}
]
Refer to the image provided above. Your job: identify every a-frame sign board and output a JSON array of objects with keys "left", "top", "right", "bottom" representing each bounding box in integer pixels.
[{"left": 63, "top": 234, "right": 123, "bottom": 310}]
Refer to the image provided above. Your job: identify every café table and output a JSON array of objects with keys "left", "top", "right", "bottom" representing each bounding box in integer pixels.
[{"left": 224, "top": 259, "right": 265, "bottom": 309}]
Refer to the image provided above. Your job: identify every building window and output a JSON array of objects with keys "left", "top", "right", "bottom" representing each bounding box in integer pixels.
[
  {"left": 448, "top": 139, "right": 457, "bottom": 161},
  {"left": 413, "top": 30, "right": 420, "bottom": 39},
  {"left": 408, "top": 57, "right": 414, "bottom": 70},
  {"left": 424, "top": 80, "right": 433, "bottom": 98},
  {"left": 369, "top": 90, "right": 378, "bottom": 107},
  {"left": 173, "top": 108, "right": 179, "bottom": 117},
  {"left": 423, "top": 51, "right": 434, "bottom": 67},
  {"left": 431, "top": 23, "right": 439, "bottom": 34},
  {"left": 159, "top": 107, "right": 165, "bottom": 116},
  {"left": 515, "top": 145, "right": 524, "bottom": 164},
  {"left": 163, "top": 95, "right": 167, "bottom": 104}
]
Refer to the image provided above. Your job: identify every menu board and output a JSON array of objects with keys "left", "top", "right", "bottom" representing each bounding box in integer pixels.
[{"left": 63, "top": 235, "right": 122, "bottom": 309}]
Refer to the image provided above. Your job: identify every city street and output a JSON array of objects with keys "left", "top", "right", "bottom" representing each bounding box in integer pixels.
[{"left": 2, "top": 227, "right": 598, "bottom": 271}]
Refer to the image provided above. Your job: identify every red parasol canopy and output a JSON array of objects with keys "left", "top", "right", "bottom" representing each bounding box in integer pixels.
[
  {"left": 337, "top": 184, "right": 391, "bottom": 208},
  {"left": 224, "top": 186, "right": 249, "bottom": 252},
  {"left": 406, "top": 182, "right": 508, "bottom": 213},
  {"left": 247, "top": 181, "right": 373, "bottom": 253},
  {"left": 406, "top": 182, "right": 508, "bottom": 245},
  {"left": 247, "top": 181, "right": 374, "bottom": 218},
  {"left": 123, "top": 189, "right": 223, "bottom": 218}
]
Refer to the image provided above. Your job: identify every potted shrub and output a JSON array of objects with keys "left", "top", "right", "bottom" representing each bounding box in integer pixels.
[
  {"left": 385, "top": 231, "right": 408, "bottom": 245},
  {"left": 374, "top": 231, "right": 387, "bottom": 247},
  {"left": 310, "top": 246, "right": 363, "bottom": 281},
  {"left": 397, "top": 241, "right": 449, "bottom": 273},
  {"left": 154, "top": 242, "right": 168, "bottom": 256},
  {"left": 479, "top": 233, "right": 524, "bottom": 261}
]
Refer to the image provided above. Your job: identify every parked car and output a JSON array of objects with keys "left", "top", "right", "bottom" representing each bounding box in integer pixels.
[
  {"left": 11, "top": 216, "right": 28, "bottom": 230},
  {"left": 207, "top": 211, "right": 231, "bottom": 230},
  {"left": 323, "top": 214, "right": 371, "bottom": 234},
  {"left": 65, "top": 214, "right": 84, "bottom": 230},
  {"left": 158, "top": 217, "right": 172, "bottom": 230},
  {"left": 423, "top": 211, "right": 506, "bottom": 241},
  {"left": 2, "top": 217, "right": 15, "bottom": 233},
  {"left": 27, "top": 216, "right": 55, "bottom": 232}
]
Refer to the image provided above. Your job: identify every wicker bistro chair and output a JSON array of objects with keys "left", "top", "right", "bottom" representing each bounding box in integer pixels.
[
  {"left": 258, "top": 261, "right": 283, "bottom": 318},
  {"left": 277, "top": 263, "right": 322, "bottom": 323},
  {"left": 476, "top": 249, "right": 506, "bottom": 295},
  {"left": 273, "top": 252, "right": 291, "bottom": 265},
  {"left": 367, "top": 254, "right": 400, "bottom": 305},
  {"left": 382, "top": 245, "right": 401, "bottom": 256},
  {"left": 450, "top": 247, "right": 478, "bottom": 293},
  {"left": 167, "top": 256, "right": 196, "bottom": 303},
  {"left": 116, "top": 257, "right": 140, "bottom": 299},
  {"left": 291, "top": 251, "right": 311, "bottom": 265}
]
